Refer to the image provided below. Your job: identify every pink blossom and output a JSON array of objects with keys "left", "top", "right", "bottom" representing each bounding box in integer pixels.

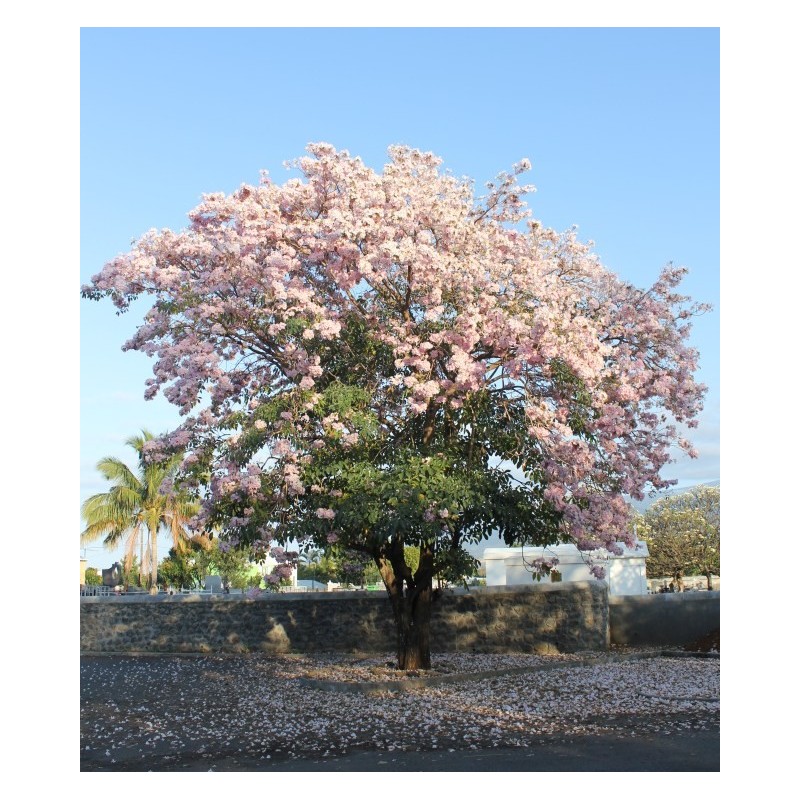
[
  {"left": 589, "top": 564, "right": 607, "bottom": 580},
  {"left": 315, "top": 319, "right": 342, "bottom": 339},
  {"left": 271, "top": 439, "right": 292, "bottom": 457}
]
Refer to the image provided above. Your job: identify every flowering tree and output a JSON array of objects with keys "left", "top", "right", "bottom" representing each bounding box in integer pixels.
[
  {"left": 637, "top": 485, "right": 720, "bottom": 590},
  {"left": 83, "top": 144, "right": 707, "bottom": 668}
]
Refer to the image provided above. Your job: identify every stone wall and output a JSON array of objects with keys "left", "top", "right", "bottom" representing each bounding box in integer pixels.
[
  {"left": 80, "top": 582, "right": 609, "bottom": 655},
  {"left": 609, "top": 591, "right": 720, "bottom": 647}
]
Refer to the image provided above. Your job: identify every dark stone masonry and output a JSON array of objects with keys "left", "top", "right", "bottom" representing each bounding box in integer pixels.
[
  {"left": 80, "top": 582, "right": 609, "bottom": 655},
  {"left": 609, "top": 591, "right": 720, "bottom": 647}
]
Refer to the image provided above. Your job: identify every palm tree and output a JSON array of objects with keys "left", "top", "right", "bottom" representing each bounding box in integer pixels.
[{"left": 81, "top": 430, "right": 198, "bottom": 589}]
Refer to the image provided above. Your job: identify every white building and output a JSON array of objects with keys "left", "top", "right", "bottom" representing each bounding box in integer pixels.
[{"left": 482, "top": 541, "right": 650, "bottom": 596}]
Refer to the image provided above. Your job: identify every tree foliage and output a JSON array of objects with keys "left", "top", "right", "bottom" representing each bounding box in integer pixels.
[
  {"left": 297, "top": 547, "right": 388, "bottom": 586},
  {"left": 83, "top": 567, "right": 102, "bottom": 586},
  {"left": 83, "top": 144, "right": 707, "bottom": 666},
  {"left": 157, "top": 540, "right": 206, "bottom": 590},
  {"left": 120, "top": 556, "right": 141, "bottom": 589},
  {"left": 638, "top": 485, "right": 720, "bottom": 589},
  {"left": 297, "top": 549, "right": 339, "bottom": 584},
  {"left": 211, "top": 540, "right": 262, "bottom": 590},
  {"left": 159, "top": 536, "right": 261, "bottom": 591}
]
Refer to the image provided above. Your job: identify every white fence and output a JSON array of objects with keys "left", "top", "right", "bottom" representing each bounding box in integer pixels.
[
  {"left": 80, "top": 583, "right": 385, "bottom": 598},
  {"left": 646, "top": 576, "right": 720, "bottom": 593},
  {"left": 80, "top": 586, "right": 223, "bottom": 597},
  {"left": 80, "top": 586, "right": 119, "bottom": 597}
]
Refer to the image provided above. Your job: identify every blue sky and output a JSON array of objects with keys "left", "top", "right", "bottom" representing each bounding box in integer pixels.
[{"left": 80, "top": 27, "right": 719, "bottom": 569}]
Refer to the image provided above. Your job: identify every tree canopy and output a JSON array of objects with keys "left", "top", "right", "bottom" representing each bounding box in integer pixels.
[
  {"left": 158, "top": 537, "right": 264, "bottom": 592},
  {"left": 83, "top": 144, "right": 707, "bottom": 666},
  {"left": 83, "top": 567, "right": 102, "bottom": 587},
  {"left": 638, "top": 484, "right": 720, "bottom": 590}
]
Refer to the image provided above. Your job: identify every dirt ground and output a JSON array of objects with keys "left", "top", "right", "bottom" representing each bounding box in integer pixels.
[
  {"left": 81, "top": 639, "right": 719, "bottom": 772},
  {"left": 683, "top": 629, "right": 720, "bottom": 652}
]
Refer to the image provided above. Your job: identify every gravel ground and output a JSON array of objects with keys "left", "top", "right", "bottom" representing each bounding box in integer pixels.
[{"left": 81, "top": 647, "right": 719, "bottom": 772}]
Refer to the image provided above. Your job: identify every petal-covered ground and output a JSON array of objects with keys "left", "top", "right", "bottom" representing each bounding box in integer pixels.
[{"left": 81, "top": 649, "right": 719, "bottom": 771}]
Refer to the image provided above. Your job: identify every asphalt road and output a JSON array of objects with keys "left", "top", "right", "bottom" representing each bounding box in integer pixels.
[{"left": 122, "top": 730, "right": 719, "bottom": 772}]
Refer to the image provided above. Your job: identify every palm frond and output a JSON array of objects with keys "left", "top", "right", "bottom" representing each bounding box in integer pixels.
[
  {"left": 95, "top": 457, "right": 142, "bottom": 492},
  {"left": 83, "top": 429, "right": 199, "bottom": 585}
]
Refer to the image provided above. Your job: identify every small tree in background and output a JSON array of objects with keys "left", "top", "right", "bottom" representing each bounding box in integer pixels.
[
  {"left": 211, "top": 539, "right": 261, "bottom": 590},
  {"left": 84, "top": 567, "right": 102, "bottom": 586},
  {"left": 158, "top": 536, "right": 285, "bottom": 592},
  {"left": 297, "top": 545, "right": 417, "bottom": 587},
  {"left": 158, "top": 544, "right": 205, "bottom": 590},
  {"left": 119, "top": 556, "right": 141, "bottom": 589},
  {"left": 638, "top": 485, "right": 720, "bottom": 590},
  {"left": 297, "top": 549, "right": 338, "bottom": 584}
]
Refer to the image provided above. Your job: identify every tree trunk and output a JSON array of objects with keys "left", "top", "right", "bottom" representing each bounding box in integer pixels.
[
  {"left": 377, "top": 541, "right": 434, "bottom": 670},
  {"left": 138, "top": 532, "right": 144, "bottom": 588},
  {"left": 706, "top": 571, "right": 713, "bottom": 591},
  {"left": 150, "top": 530, "right": 158, "bottom": 590},
  {"left": 396, "top": 581, "right": 432, "bottom": 670}
]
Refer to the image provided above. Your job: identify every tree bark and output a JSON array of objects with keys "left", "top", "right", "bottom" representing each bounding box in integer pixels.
[
  {"left": 138, "top": 533, "right": 144, "bottom": 588},
  {"left": 151, "top": 530, "right": 158, "bottom": 591},
  {"left": 377, "top": 540, "right": 434, "bottom": 670}
]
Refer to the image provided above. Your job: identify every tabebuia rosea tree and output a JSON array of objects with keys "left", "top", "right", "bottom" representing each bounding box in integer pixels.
[{"left": 82, "top": 144, "right": 707, "bottom": 669}]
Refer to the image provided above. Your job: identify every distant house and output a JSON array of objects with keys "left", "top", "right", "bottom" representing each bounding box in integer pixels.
[
  {"left": 482, "top": 541, "right": 650, "bottom": 596},
  {"left": 295, "top": 579, "right": 327, "bottom": 591}
]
